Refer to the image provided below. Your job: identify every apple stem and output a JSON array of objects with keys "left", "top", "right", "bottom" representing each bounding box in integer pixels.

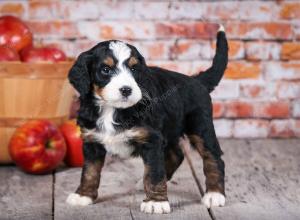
[{"left": 45, "top": 140, "right": 52, "bottom": 149}]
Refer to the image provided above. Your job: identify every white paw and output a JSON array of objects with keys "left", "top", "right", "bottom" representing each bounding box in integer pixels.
[
  {"left": 66, "top": 193, "right": 93, "bottom": 206},
  {"left": 140, "top": 201, "right": 171, "bottom": 214},
  {"left": 202, "top": 192, "right": 225, "bottom": 208}
]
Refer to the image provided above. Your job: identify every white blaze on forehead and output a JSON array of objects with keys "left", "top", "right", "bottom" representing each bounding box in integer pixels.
[
  {"left": 109, "top": 41, "right": 131, "bottom": 65},
  {"left": 102, "top": 41, "right": 142, "bottom": 109}
]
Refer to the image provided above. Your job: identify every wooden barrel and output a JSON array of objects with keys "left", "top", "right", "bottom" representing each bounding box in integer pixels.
[{"left": 0, "top": 61, "right": 74, "bottom": 163}]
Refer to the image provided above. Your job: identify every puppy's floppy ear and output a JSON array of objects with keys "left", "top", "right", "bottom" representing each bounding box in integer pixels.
[{"left": 68, "top": 51, "right": 93, "bottom": 97}]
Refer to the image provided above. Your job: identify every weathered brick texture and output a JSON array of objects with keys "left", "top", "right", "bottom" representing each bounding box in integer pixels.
[{"left": 1, "top": 0, "right": 299, "bottom": 138}]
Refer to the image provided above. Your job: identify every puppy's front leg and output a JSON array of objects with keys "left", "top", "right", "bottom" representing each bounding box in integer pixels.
[
  {"left": 66, "top": 142, "right": 106, "bottom": 206},
  {"left": 140, "top": 132, "right": 171, "bottom": 214}
]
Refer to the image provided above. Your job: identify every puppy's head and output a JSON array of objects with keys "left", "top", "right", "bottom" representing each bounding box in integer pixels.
[{"left": 69, "top": 40, "right": 146, "bottom": 109}]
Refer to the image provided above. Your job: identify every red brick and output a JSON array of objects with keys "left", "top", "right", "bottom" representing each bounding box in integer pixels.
[
  {"left": 77, "top": 21, "right": 156, "bottom": 40},
  {"left": 227, "top": 41, "right": 245, "bottom": 60},
  {"left": 269, "top": 120, "right": 294, "bottom": 138},
  {"left": 138, "top": 40, "right": 173, "bottom": 60},
  {"left": 265, "top": 62, "right": 300, "bottom": 80},
  {"left": 29, "top": 1, "right": 58, "bottom": 19},
  {"left": 280, "top": 3, "right": 300, "bottom": 19},
  {"left": 190, "top": 61, "right": 212, "bottom": 76},
  {"left": 277, "top": 82, "right": 300, "bottom": 99},
  {"left": 0, "top": 2, "right": 26, "bottom": 17},
  {"left": 293, "top": 100, "right": 300, "bottom": 118},
  {"left": 225, "top": 101, "right": 254, "bottom": 118},
  {"left": 29, "top": 1, "right": 100, "bottom": 20},
  {"left": 134, "top": 1, "right": 169, "bottom": 20},
  {"left": 170, "top": 40, "right": 213, "bottom": 60},
  {"left": 211, "top": 40, "right": 244, "bottom": 60},
  {"left": 281, "top": 43, "right": 300, "bottom": 60},
  {"left": 27, "top": 21, "right": 80, "bottom": 39},
  {"left": 240, "top": 84, "right": 262, "bottom": 98},
  {"left": 240, "top": 82, "right": 275, "bottom": 99},
  {"left": 63, "top": 1, "right": 100, "bottom": 20},
  {"left": 225, "top": 62, "right": 261, "bottom": 79},
  {"left": 238, "top": 1, "right": 278, "bottom": 21},
  {"left": 213, "top": 102, "right": 225, "bottom": 118},
  {"left": 233, "top": 120, "right": 269, "bottom": 138},
  {"left": 211, "top": 81, "right": 240, "bottom": 100},
  {"left": 245, "top": 42, "right": 280, "bottom": 60},
  {"left": 214, "top": 119, "right": 233, "bottom": 138},
  {"left": 254, "top": 101, "right": 290, "bottom": 119},
  {"left": 155, "top": 22, "right": 219, "bottom": 39},
  {"left": 169, "top": 2, "right": 239, "bottom": 20},
  {"left": 98, "top": 1, "right": 133, "bottom": 20},
  {"left": 227, "top": 22, "right": 293, "bottom": 40},
  {"left": 45, "top": 39, "right": 99, "bottom": 58},
  {"left": 147, "top": 61, "right": 192, "bottom": 75}
]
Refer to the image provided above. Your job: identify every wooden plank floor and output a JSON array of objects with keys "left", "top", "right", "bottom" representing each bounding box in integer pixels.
[{"left": 0, "top": 139, "right": 300, "bottom": 220}]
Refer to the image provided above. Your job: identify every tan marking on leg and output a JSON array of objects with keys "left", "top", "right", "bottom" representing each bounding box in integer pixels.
[
  {"left": 188, "top": 135, "right": 225, "bottom": 194},
  {"left": 129, "top": 127, "right": 149, "bottom": 144},
  {"left": 143, "top": 165, "right": 168, "bottom": 202},
  {"left": 76, "top": 160, "right": 104, "bottom": 200},
  {"left": 165, "top": 148, "right": 183, "bottom": 180}
]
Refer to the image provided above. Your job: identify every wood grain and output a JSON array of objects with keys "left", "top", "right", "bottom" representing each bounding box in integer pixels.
[
  {"left": 185, "top": 139, "right": 300, "bottom": 220},
  {"left": 0, "top": 166, "right": 53, "bottom": 220}
]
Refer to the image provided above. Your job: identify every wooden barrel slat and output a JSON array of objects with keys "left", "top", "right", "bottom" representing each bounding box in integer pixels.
[
  {"left": 0, "top": 116, "right": 69, "bottom": 127},
  {"left": 0, "top": 62, "right": 74, "bottom": 79}
]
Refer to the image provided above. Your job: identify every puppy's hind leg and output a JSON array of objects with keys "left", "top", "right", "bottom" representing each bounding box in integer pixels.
[
  {"left": 66, "top": 142, "right": 106, "bottom": 206},
  {"left": 185, "top": 108, "right": 225, "bottom": 208}
]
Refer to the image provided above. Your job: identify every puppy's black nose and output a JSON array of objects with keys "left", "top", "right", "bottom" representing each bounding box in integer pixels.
[{"left": 119, "top": 86, "right": 132, "bottom": 97}]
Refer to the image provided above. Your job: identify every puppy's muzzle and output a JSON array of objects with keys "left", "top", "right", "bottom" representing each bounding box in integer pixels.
[{"left": 119, "top": 86, "right": 132, "bottom": 97}]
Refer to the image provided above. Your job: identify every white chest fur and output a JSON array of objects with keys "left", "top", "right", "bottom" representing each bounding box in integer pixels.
[{"left": 93, "top": 106, "right": 134, "bottom": 158}]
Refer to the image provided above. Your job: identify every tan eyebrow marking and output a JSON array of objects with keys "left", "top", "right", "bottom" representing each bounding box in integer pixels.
[
  {"left": 103, "top": 57, "right": 114, "bottom": 67},
  {"left": 128, "top": 57, "right": 138, "bottom": 67}
]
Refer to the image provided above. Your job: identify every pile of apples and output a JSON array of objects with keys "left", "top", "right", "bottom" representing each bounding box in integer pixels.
[
  {"left": 9, "top": 120, "right": 84, "bottom": 174},
  {"left": 0, "top": 15, "right": 66, "bottom": 62}
]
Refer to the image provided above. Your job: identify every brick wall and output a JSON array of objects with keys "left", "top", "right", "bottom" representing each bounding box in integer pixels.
[{"left": 1, "top": 0, "right": 300, "bottom": 138}]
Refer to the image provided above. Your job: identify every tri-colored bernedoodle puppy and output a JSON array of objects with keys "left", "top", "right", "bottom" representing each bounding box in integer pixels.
[{"left": 66, "top": 25, "right": 228, "bottom": 214}]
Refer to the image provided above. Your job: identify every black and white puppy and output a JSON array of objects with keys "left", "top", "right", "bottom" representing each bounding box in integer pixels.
[{"left": 66, "top": 25, "right": 228, "bottom": 214}]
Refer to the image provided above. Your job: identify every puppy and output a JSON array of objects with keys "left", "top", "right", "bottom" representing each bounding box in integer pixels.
[{"left": 66, "top": 25, "right": 228, "bottom": 214}]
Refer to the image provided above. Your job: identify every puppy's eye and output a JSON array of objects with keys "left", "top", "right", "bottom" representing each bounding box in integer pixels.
[
  {"left": 131, "top": 66, "right": 137, "bottom": 72},
  {"left": 102, "top": 66, "right": 111, "bottom": 74}
]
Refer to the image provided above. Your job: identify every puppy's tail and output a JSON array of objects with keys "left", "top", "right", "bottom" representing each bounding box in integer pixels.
[{"left": 194, "top": 25, "right": 228, "bottom": 93}]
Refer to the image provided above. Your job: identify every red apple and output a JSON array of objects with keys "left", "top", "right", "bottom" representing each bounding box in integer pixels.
[
  {"left": 20, "top": 46, "right": 67, "bottom": 63},
  {"left": 9, "top": 120, "right": 66, "bottom": 174},
  {"left": 0, "top": 45, "right": 20, "bottom": 61},
  {"left": 60, "top": 120, "right": 84, "bottom": 167},
  {"left": 0, "top": 15, "right": 33, "bottom": 52}
]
